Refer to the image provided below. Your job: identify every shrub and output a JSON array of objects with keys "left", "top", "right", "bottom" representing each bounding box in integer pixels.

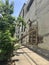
[
  {"left": 0, "top": 31, "right": 15, "bottom": 61},
  {"left": 0, "top": 0, "right": 16, "bottom": 61}
]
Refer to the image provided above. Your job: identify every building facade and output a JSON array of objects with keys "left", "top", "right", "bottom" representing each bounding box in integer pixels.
[{"left": 19, "top": 0, "right": 49, "bottom": 50}]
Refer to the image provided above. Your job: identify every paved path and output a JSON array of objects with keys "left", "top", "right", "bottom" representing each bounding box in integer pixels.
[{"left": 12, "top": 46, "right": 49, "bottom": 65}]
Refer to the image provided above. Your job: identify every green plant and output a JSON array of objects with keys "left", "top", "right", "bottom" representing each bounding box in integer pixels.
[
  {"left": 0, "top": 0, "right": 16, "bottom": 61},
  {"left": 16, "top": 16, "right": 26, "bottom": 32},
  {"left": 0, "top": 31, "right": 14, "bottom": 61}
]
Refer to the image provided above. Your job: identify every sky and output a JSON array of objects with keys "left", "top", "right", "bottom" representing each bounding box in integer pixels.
[{"left": 11, "top": 0, "right": 27, "bottom": 17}]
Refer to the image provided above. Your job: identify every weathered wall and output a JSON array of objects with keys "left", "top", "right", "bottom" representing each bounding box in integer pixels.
[
  {"left": 36, "top": 0, "right": 49, "bottom": 35},
  {"left": 36, "top": 0, "right": 49, "bottom": 49},
  {"left": 19, "top": 0, "right": 49, "bottom": 50},
  {"left": 24, "top": 1, "right": 35, "bottom": 22}
]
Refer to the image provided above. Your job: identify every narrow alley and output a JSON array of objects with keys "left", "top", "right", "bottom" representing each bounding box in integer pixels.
[{"left": 12, "top": 46, "right": 49, "bottom": 65}]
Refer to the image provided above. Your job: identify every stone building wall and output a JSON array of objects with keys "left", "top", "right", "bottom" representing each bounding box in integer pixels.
[
  {"left": 19, "top": 0, "right": 49, "bottom": 50},
  {"left": 36, "top": 0, "right": 49, "bottom": 49}
]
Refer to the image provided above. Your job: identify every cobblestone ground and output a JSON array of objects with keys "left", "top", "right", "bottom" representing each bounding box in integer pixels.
[{"left": 11, "top": 46, "right": 49, "bottom": 65}]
